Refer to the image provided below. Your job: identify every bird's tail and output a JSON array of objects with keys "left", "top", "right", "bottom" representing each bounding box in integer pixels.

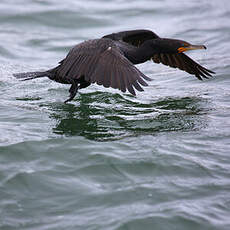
[{"left": 13, "top": 71, "right": 49, "bottom": 81}]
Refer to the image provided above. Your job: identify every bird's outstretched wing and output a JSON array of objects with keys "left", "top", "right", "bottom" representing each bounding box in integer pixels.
[
  {"left": 53, "top": 39, "right": 151, "bottom": 95},
  {"left": 90, "top": 46, "right": 151, "bottom": 95},
  {"left": 151, "top": 52, "right": 215, "bottom": 80},
  {"left": 103, "top": 29, "right": 159, "bottom": 47},
  {"left": 103, "top": 30, "right": 214, "bottom": 80}
]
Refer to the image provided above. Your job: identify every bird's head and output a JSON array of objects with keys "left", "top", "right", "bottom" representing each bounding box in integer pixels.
[
  {"left": 147, "top": 38, "right": 207, "bottom": 54},
  {"left": 176, "top": 40, "right": 206, "bottom": 53}
]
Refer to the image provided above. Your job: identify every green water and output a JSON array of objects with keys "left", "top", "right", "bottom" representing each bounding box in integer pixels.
[{"left": 0, "top": 0, "right": 230, "bottom": 229}]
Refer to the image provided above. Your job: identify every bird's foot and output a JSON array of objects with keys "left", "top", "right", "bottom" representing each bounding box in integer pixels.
[{"left": 64, "top": 82, "right": 79, "bottom": 103}]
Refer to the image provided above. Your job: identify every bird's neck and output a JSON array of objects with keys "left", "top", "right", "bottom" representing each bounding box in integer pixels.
[{"left": 124, "top": 40, "right": 157, "bottom": 64}]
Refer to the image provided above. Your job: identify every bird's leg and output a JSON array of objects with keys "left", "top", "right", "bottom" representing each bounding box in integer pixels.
[{"left": 64, "top": 80, "right": 79, "bottom": 103}]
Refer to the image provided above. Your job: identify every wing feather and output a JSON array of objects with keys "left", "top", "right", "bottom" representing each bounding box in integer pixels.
[
  {"left": 152, "top": 52, "right": 215, "bottom": 80},
  {"left": 133, "top": 80, "right": 144, "bottom": 92},
  {"left": 152, "top": 54, "right": 161, "bottom": 64},
  {"left": 166, "top": 54, "right": 176, "bottom": 68},
  {"left": 110, "top": 67, "right": 118, "bottom": 89},
  {"left": 116, "top": 67, "right": 126, "bottom": 92},
  {"left": 90, "top": 46, "right": 150, "bottom": 95}
]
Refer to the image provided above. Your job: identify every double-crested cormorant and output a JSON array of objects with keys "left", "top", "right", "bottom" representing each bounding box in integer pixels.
[{"left": 14, "top": 29, "right": 215, "bottom": 103}]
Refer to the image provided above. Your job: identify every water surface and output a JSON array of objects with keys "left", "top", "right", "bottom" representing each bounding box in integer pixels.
[{"left": 0, "top": 0, "right": 230, "bottom": 229}]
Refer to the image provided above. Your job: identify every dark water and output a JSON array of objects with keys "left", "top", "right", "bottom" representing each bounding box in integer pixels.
[{"left": 0, "top": 0, "right": 230, "bottom": 229}]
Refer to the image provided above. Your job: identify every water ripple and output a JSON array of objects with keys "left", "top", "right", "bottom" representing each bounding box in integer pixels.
[{"left": 1, "top": 0, "right": 230, "bottom": 230}]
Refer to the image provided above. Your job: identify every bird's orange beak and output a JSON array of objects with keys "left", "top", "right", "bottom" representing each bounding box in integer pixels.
[{"left": 178, "top": 45, "right": 206, "bottom": 53}]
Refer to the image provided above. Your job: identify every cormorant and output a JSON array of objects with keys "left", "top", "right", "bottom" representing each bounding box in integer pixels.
[{"left": 14, "top": 29, "right": 215, "bottom": 103}]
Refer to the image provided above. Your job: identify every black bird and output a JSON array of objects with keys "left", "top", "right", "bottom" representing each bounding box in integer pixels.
[{"left": 14, "top": 29, "right": 215, "bottom": 103}]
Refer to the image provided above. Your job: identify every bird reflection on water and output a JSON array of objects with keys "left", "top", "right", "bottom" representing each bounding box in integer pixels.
[{"left": 47, "top": 92, "right": 207, "bottom": 141}]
